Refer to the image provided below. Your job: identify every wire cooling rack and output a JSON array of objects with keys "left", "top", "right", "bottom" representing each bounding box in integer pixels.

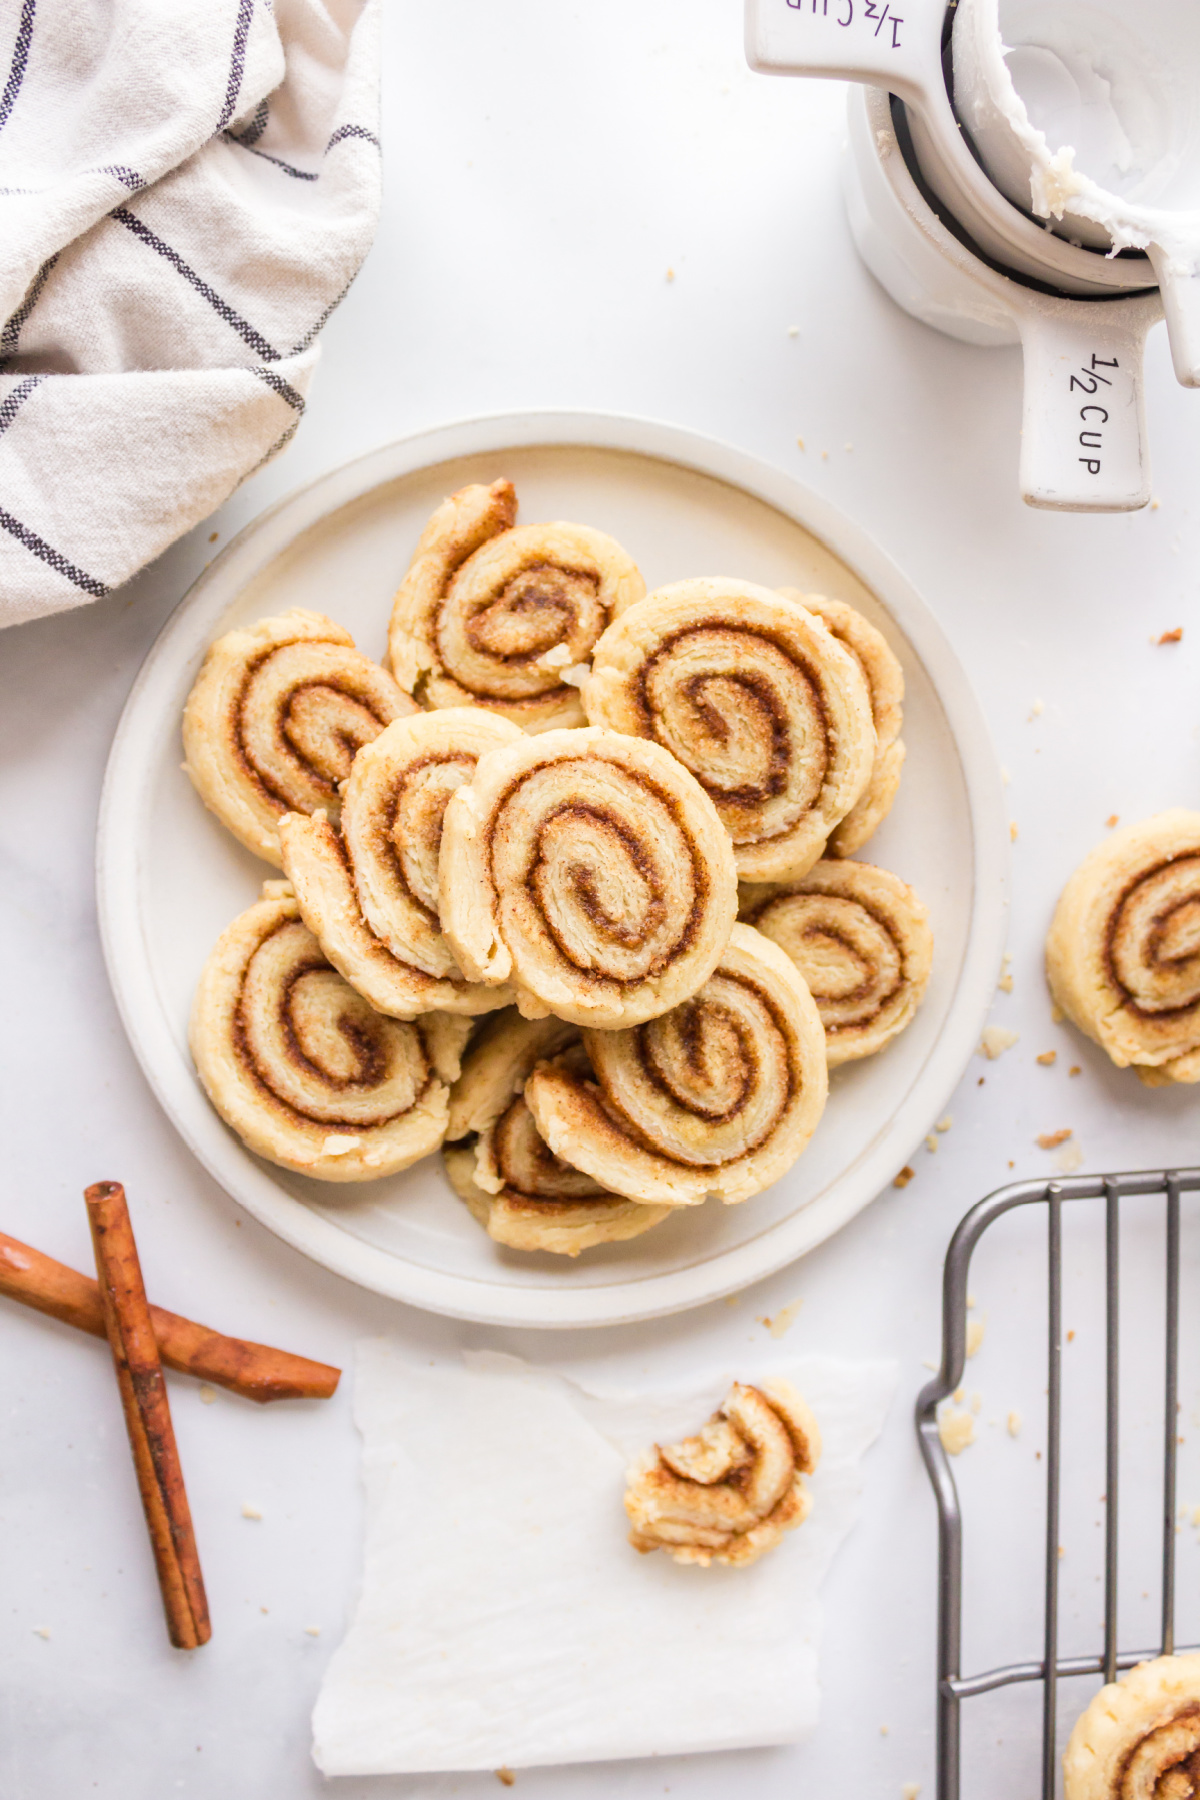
[{"left": 915, "top": 1169, "right": 1200, "bottom": 1800}]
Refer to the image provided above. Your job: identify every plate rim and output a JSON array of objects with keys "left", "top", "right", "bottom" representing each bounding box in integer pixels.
[{"left": 97, "top": 408, "right": 1009, "bottom": 1327}]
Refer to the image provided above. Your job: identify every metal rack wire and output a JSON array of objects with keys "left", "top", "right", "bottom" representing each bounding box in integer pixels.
[{"left": 915, "top": 1169, "right": 1200, "bottom": 1800}]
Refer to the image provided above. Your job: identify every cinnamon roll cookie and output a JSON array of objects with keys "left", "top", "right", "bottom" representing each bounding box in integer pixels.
[
  {"left": 190, "top": 884, "right": 470, "bottom": 1181},
  {"left": 438, "top": 726, "right": 738, "bottom": 1028},
  {"left": 279, "top": 709, "right": 522, "bottom": 1019},
  {"left": 625, "top": 1379, "right": 821, "bottom": 1567},
  {"left": 740, "top": 859, "right": 933, "bottom": 1065},
  {"left": 523, "top": 923, "right": 827, "bottom": 1205},
  {"left": 583, "top": 579, "right": 876, "bottom": 881},
  {"left": 443, "top": 1012, "right": 670, "bottom": 1256},
  {"left": 778, "top": 589, "right": 905, "bottom": 856},
  {"left": 1046, "top": 811, "right": 1200, "bottom": 1084},
  {"left": 183, "top": 610, "right": 415, "bottom": 866},
  {"left": 387, "top": 479, "right": 645, "bottom": 732},
  {"left": 1063, "top": 1653, "right": 1200, "bottom": 1800}
]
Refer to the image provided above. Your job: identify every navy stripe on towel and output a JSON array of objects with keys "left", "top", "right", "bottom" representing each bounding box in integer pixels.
[
  {"left": 0, "top": 0, "right": 35, "bottom": 137},
  {"left": 111, "top": 207, "right": 279, "bottom": 361},
  {"left": 0, "top": 505, "right": 109, "bottom": 596}
]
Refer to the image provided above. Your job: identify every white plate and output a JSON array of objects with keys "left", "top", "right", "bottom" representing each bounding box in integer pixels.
[{"left": 98, "top": 412, "right": 1007, "bottom": 1328}]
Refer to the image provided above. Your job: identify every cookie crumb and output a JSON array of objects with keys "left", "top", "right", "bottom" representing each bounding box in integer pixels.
[
  {"left": 787, "top": 325, "right": 800, "bottom": 337},
  {"left": 1106, "top": 814, "right": 1119, "bottom": 828},
  {"left": 796, "top": 436, "right": 805, "bottom": 451},
  {"left": 937, "top": 1115, "right": 953, "bottom": 1132},
  {"left": 1001, "top": 765, "right": 1011, "bottom": 786},
  {"left": 1055, "top": 1139, "right": 1084, "bottom": 1173},
  {"left": 241, "top": 1502, "right": 263, "bottom": 1521},
  {"left": 998, "top": 971, "right": 1014, "bottom": 992},
  {"left": 33, "top": 1626, "right": 50, "bottom": 1640},
  {"left": 1069, "top": 1065, "right": 1082, "bottom": 1077},
  {"left": 305, "top": 1625, "right": 321, "bottom": 1637},
  {"left": 925, "top": 1134, "right": 938, "bottom": 1153},
  {"left": 208, "top": 531, "right": 219, "bottom": 543},
  {"left": 980, "top": 1026, "right": 1019, "bottom": 1060},
  {"left": 666, "top": 268, "right": 675, "bottom": 282},
  {"left": 1036, "top": 1050, "right": 1057, "bottom": 1066},
  {"left": 1158, "top": 627, "right": 1183, "bottom": 644},
  {"left": 1029, "top": 698, "right": 1045, "bottom": 717},
  {"left": 199, "top": 1385, "right": 217, "bottom": 1405},
  {"left": 1067, "top": 1330, "right": 1076, "bottom": 1342},
  {"left": 939, "top": 1408, "right": 976, "bottom": 1456},
  {"left": 902, "top": 1786, "right": 921, "bottom": 1800},
  {"left": 966, "top": 1317, "right": 986, "bottom": 1359},
  {"left": 759, "top": 1299, "right": 802, "bottom": 1338},
  {"left": 496, "top": 1771, "right": 516, "bottom": 1788},
  {"left": 1009, "top": 821, "right": 1019, "bottom": 842},
  {"left": 894, "top": 1165, "right": 915, "bottom": 1188},
  {"left": 1037, "top": 1129, "right": 1072, "bottom": 1149},
  {"left": 1007, "top": 1410, "right": 1022, "bottom": 1438},
  {"left": 724, "top": 1293, "right": 740, "bottom": 1307}
]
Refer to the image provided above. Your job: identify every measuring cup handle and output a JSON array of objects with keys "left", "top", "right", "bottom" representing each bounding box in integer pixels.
[
  {"left": 744, "top": 0, "right": 945, "bottom": 109},
  {"left": 1148, "top": 255, "right": 1200, "bottom": 390},
  {"left": 1016, "top": 302, "right": 1158, "bottom": 513}
]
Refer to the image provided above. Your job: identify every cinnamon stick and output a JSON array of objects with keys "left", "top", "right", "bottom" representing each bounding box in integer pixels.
[
  {"left": 0, "top": 1230, "right": 339, "bottom": 1403},
  {"left": 85, "top": 1182, "right": 211, "bottom": 1650}
]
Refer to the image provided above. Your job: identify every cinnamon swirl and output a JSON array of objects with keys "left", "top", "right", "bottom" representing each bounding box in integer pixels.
[
  {"left": 278, "top": 709, "right": 522, "bottom": 1018},
  {"left": 183, "top": 610, "right": 415, "bottom": 866},
  {"left": 523, "top": 923, "right": 827, "bottom": 1205},
  {"left": 778, "top": 589, "right": 905, "bottom": 856},
  {"left": 583, "top": 579, "right": 876, "bottom": 881},
  {"left": 1063, "top": 1653, "right": 1200, "bottom": 1800},
  {"left": 625, "top": 1379, "right": 821, "bottom": 1567},
  {"left": 443, "top": 1012, "right": 670, "bottom": 1256},
  {"left": 1046, "top": 811, "right": 1200, "bottom": 1083},
  {"left": 387, "top": 479, "right": 645, "bottom": 732},
  {"left": 190, "top": 884, "right": 469, "bottom": 1181},
  {"left": 438, "top": 725, "right": 738, "bottom": 1028},
  {"left": 740, "top": 859, "right": 932, "bottom": 1065}
]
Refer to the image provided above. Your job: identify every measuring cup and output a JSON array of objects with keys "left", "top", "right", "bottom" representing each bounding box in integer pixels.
[{"left": 746, "top": 0, "right": 1200, "bottom": 383}]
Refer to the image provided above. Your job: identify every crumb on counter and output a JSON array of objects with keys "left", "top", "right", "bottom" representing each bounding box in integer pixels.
[
  {"left": 759, "top": 1298, "right": 803, "bottom": 1339},
  {"left": 666, "top": 268, "right": 675, "bottom": 282},
  {"left": 1036, "top": 1050, "right": 1057, "bottom": 1066},
  {"left": 1029, "top": 698, "right": 1045, "bottom": 717},
  {"left": 998, "top": 971, "right": 1014, "bottom": 992},
  {"left": 894, "top": 1165, "right": 915, "bottom": 1188},
  {"left": 939, "top": 1408, "right": 976, "bottom": 1456},
  {"left": 967, "top": 1293, "right": 977, "bottom": 1308},
  {"left": 1009, "top": 822, "right": 1019, "bottom": 842},
  {"left": 1055, "top": 1140, "right": 1084, "bottom": 1173},
  {"left": 970, "top": 1392, "right": 982, "bottom": 1414},
  {"left": 1007, "top": 1411, "right": 1022, "bottom": 1438},
  {"left": 32, "top": 1626, "right": 50, "bottom": 1640},
  {"left": 305, "top": 1625, "right": 321, "bottom": 1637},
  {"left": 241, "top": 1502, "right": 263, "bottom": 1521},
  {"left": 966, "top": 1317, "right": 986, "bottom": 1359},
  {"left": 724, "top": 1293, "right": 740, "bottom": 1307},
  {"left": 1037, "top": 1129, "right": 1072, "bottom": 1150},
  {"left": 980, "top": 1026, "right": 1019, "bottom": 1060},
  {"left": 199, "top": 1385, "right": 217, "bottom": 1405},
  {"left": 787, "top": 325, "right": 800, "bottom": 337},
  {"left": 1001, "top": 765, "right": 1011, "bottom": 786},
  {"left": 1158, "top": 627, "right": 1183, "bottom": 644},
  {"left": 496, "top": 1770, "right": 516, "bottom": 1788},
  {"left": 902, "top": 1786, "right": 921, "bottom": 1800},
  {"left": 937, "top": 1115, "right": 953, "bottom": 1133},
  {"left": 796, "top": 436, "right": 805, "bottom": 450},
  {"left": 925, "top": 1134, "right": 938, "bottom": 1153},
  {"left": 1069, "top": 1065, "right": 1082, "bottom": 1077},
  {"left": 1106, "top": 814, "right": 1119, "bottom": 828}
]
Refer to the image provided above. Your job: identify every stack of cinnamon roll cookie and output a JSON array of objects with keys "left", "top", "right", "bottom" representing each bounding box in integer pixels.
[{"left": 183, "top": 478, "right": 933, "bottom": 1254}]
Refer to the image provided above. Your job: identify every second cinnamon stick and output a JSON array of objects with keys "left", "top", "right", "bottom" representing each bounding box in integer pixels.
[{"left": 86, "top": 1182, "right": 211, "bottom": 1650}]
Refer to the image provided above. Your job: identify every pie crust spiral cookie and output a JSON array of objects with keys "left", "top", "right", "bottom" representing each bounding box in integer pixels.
[
  {"left": 778, "top": 589, "right": 905, "bottom": 857},
  {"left": 1063, "top": 1653, "right": 1200, "bottom": 1800},
  {"left": 625, "top": 1379, "right": 821, "bottom": 1567},
  {"left": 438, "top": 725, "right": 739, "bottom": 1028},
  {"left": 182, "top": 610, "right": 415, "bottom": 866},
  {"left": 583, "top": 579, "right": 876, "bottom": 881},
  {"left": 386, "top": 479, "right": 646, "bottom": 732},
  {"left": 740, "top": 859, "right": 933, "bottom": 1065},
  {"left": 523, "top": 923, "right": 828, "bottom": 1205},
  {"left": 190, "top": 885, "right": 470, "bottom": 1181},
  {"left": 279, "top": 709, "right": 522, "bottom": 1019},
  {"left": 443, "top": 1012, "right": 671, "bottom": 1256},
  {"left": 1046, "top": 811, "right": 1200, "bottom": 1085}
]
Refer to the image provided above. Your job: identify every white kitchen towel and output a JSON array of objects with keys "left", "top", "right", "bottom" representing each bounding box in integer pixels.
[
  {"left": 312, "top": 1342, "right": 896, "bottom": 1776},
  {"left": 0, "top": 0, "right": 380, "bottom": 629}
]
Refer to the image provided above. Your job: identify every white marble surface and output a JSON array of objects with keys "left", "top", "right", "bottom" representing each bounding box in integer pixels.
[{"left": 4, "top": 3, "right": 1200, "bottom": 1797}]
